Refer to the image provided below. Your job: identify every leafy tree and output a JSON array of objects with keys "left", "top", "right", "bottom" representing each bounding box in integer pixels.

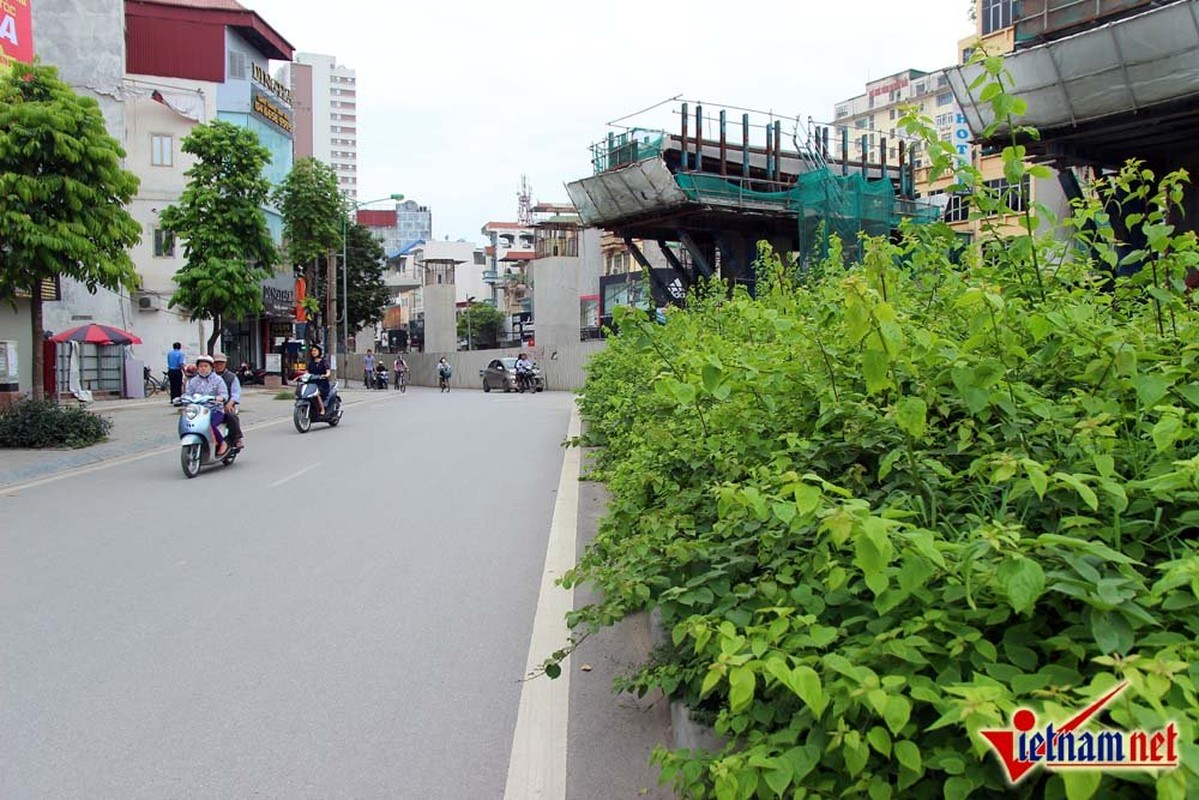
[
  {"left": 456, "top": 300, "right": 506, "bottom": 349},
  {"left": 161, "top": 120, "right": 277, "bottom": 354},
  {"left": 272, "top": 157, "right": 343, "bottom": 345},
  {"left": 342, "top": 221, "right": 389, "bottom": 335},
  {"left": 0, "top": 62, "right": 141, "bottom": 400}
]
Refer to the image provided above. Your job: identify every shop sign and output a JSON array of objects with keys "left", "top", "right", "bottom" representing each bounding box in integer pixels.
[
  {"left": 261, "top": 275, "right": 296, "bottom": 317},
  {"left": 251, "top": 88, "right": 293, "bottom": 136},
  {"left": 0, "top": 0, "right": 33, "bottom": 67},
  {"left": 869, "top": 77, "right": 909, "bottom": 99},
  {"left": 251, "top": 62, "right": 292, "bottom": 105}
]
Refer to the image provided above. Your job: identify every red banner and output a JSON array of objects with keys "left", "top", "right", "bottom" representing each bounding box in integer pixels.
[{"left": 0, "top": 0, "right": 34, "bottom": 67}]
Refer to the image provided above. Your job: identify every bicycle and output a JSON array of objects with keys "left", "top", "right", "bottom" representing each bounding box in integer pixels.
[
  {"left": 438, "top": 372, "right": 451, "bottom": 392},
  {"left": 394, "top": 370, "right": 407, "bottom": 393},
  {"left": 144, "top": 367, "right": 169, "bottom": 396}
]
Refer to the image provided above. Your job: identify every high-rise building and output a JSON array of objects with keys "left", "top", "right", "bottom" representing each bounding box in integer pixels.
[{"left": 277, "top": 53, "right": 357, "bottom": 198}]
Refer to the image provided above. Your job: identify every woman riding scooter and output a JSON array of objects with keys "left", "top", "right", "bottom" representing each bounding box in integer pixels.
[
  {"left": 306, "top": 344, "right": 332, "bottom": 418},
  {"left": 185, "top": 354, "right": 230, "bottom": 457}
]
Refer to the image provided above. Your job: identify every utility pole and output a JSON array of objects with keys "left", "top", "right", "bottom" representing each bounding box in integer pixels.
[{"left": 326, "top": 252, "right": 337, "bottom": 371}]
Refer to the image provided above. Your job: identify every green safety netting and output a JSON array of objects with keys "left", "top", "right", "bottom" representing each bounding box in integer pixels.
[
  {"left": 676, "top": 167, "right": 940, "bottom": 262},
  {"left": 591, "top": 128, "right": 668, "bottom": 174}
]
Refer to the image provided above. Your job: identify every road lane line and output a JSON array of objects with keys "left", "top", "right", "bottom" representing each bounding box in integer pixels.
[
  {"left": 503, "top": 404, "right": 581, "bottom": 800},
  {"left": 0, "top": 393, "right": 394, "bottom": 495},
  {"left": 268, "top": 462, "right": 322, "bottom": 489}
]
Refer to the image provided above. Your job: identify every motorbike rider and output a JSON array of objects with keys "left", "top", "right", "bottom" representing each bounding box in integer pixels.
[
  {"left": 306, "top": 343, "right": 332, "bottom": 417},
  {"left": 184, "top": 354, "right": 230, "bottom": 457},
  {"left": 515, "top": 352, "right": 534, "bottom": 390},
  {"left": 393, "top": 354, "right": 408, "bottom": 388},
  {"left": 212, "top": 352, "right": 245, "bottom": 450}
]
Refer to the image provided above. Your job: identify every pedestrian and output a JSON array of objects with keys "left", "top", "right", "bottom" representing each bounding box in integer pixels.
[
  {"left": 167, "top": 341, "right": 185, "bottom": 401},
  {"left": 363, "top": 349, "right": 375, "bottom": 389}
]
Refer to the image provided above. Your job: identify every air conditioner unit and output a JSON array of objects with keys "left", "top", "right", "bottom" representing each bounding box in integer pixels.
[{"left": 134, "top": 292, "right": 159, "bottom": 312}]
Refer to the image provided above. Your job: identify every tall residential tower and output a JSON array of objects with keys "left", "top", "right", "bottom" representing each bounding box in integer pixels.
[{"left": 277, "top": 53, "right": 358, "bottom": 198}]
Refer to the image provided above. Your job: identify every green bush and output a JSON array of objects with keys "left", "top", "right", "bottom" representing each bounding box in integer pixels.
[
  {"left": 563, "top": 61, "right": 1199, "bottom": 799},
  {"left": 0, "top": 399, "right": 112, "bottom": 448}
]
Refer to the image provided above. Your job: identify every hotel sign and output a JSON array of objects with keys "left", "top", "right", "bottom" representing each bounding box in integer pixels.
[
  {"left": 0, "top": 0, "right": 34, "bottom": 67},
  {"left": 869, "top": 77, "right": 909, "bottom": 98},
  {"left": 252, "top": 88, "right": 293, "bottom": 136},
  {"left": 251, "top": 62, "right": 292, "bottom": 105}
]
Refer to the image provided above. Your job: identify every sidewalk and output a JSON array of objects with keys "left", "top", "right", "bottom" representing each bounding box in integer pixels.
[{"left": 0, "top": 386, "right": 381, "bottom": 490}]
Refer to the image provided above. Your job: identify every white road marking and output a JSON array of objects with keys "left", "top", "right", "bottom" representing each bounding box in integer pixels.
[
  {"left": 503, "top": 405, "right": 581, "bottom": 800},
  {"left": 268, "top": 462, "right": 322, "bottom": 489}
]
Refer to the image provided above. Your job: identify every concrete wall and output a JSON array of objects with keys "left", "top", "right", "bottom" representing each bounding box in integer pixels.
[
  {"left": 337, "top": 341, "right": 606, "bottom": 392},
  {"left": 422, "top": 284, "right": 457, "bottom": 353},
  {"left": 0, "top": 301, "right": 33, "bottom": 394},
  {"left": 530, "top": 256, "right": 580, "bottom": 349}
]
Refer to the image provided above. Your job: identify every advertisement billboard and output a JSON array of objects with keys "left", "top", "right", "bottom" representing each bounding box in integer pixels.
[{"left": 0, "top": 0, "right": 34, "bottom": 67}]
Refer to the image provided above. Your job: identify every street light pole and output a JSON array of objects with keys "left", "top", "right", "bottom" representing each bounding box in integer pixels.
[
  {"left": 341, "top": 193, "right": 404, "bottom": 364},
  {"left": 466, "top": 295, "right": 475, "bottom": 351}
]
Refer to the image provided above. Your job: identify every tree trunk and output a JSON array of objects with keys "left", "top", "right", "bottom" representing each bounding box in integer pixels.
[
  {"left": 29, "top": 289, "right": 44, "bottom": 402},
  {"left": 206, "top": 312, "right": 222, "bottom": 355}
]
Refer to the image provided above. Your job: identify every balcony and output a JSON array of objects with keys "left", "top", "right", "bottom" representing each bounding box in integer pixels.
[
  {"left": 482, "top": 270, "right": 499, "bottom": 284},
  {"left": 384, "top": 270, "right": 421, "bottom": 291}
]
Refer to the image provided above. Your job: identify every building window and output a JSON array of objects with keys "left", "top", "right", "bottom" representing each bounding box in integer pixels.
[
  {"left": 936, "top": 92, "right": 953, "bottom": 106},
  {"left": 153, "top": 228, "right": 175, "bottom": 257},
  {"left": 889, "top": 108, "right": 897, "bottom": 120},
  {"left": 935, "top": 112, "right": 953, "bottom": 128},
  {"left": 228, "top": 50, "right": 247, "bottom": 80},
  {"left": 962, "top": 47, "right": 975, "bottom": 64},
  {"left": 914, "top": 82, "right": 926, "bottom": 95},
  {"left": 151, "top": 134, "right": 173, "bottom": 167},
  {"left": 984, "top": 176, "right": 1029, "bottom": 214},
  {"left": 854, "top": 118, "right": 868, "bottom": 129},
  {"left": 836, "top": 105, "right": 849, "bottom": 119},
  {"left": 981, "top": 0, "right": 1015, "bottom": 35}
]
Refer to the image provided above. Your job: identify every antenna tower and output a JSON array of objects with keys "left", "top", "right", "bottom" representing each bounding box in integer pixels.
[{"left": 517, "top": 175, "right": 534, "bottom": 226}]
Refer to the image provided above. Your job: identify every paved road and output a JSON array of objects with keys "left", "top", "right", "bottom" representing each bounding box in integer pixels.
[{"left": 0, "top": 386, "right": 671, "bottom": 799}]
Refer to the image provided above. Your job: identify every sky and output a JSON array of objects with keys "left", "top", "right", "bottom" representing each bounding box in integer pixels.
[{"left": 241, "top": 0, "right": 975, "bottom": 244}]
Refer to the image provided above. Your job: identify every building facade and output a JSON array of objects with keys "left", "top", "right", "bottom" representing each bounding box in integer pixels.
[{"left": 277, "top": 53, "right": 357, "bottom": 199}]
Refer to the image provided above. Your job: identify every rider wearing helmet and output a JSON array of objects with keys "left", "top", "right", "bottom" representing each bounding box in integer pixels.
[{"left": 184, "top": 354, "right": 230, "bottom": 456}]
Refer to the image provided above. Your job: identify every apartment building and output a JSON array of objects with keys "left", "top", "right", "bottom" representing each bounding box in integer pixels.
[{"left": 278, "top": 53, "right": 358, "bottom": 199}]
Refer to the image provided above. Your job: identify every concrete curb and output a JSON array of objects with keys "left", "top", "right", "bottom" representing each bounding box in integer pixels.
[{"left": 648, "top": 607, "right": 727, "bottom": 753}]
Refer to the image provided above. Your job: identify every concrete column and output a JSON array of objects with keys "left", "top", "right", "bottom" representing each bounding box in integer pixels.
[
  {"left": 422, "top": 284, "right": 457, "bottom": 353},
  {"left": 531, "top": 257, "right": 580, "bottom": 349}
]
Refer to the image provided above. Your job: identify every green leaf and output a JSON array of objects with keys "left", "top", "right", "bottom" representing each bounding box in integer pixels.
[
  {"left": 544, "top": 662, "right": 561, "bottom": 679},
  {"left": 762, "top": 758, "right": 793, "bottom": 795},
  {"left": 867, "top": 726, "right": 892, "bottom": 756},
  {"left": 944, "top": 776, "right": 974, "bottom": 800},
  {"left": 728, "top": 666, "right": 755, "bottom": 712},
  {"left": 895, "top": 740, "right": 922, "bottom": 773},
  {"left": 790, "top": 665, "right": 827, "bottom": 716},
  {"left": 863, "top": 349, "right": 892, "bottom": 394},
  {"left": 1135, "top": 374, "right": 1170, "bottom": 407},
  {"left": 794, "top": 483, "right": 822, "bottom": 515},
  {"left": 1088, "top": 608, "right": 1134, "bottom": 654},
  {"left": 1152, "top": 415, "right": 1183, "bottom": 452},
  {"left": 854, "top": 518, "right": 894, "bottom": 595},
  {"left": 702, "top": 363, "right": 722, "bottom": 392},
  {"left": 701, "top": 666, "right": 724, "bottom": 696},
  {"left": 996, "top": 557, "right": 1046, "bottom": 614},
  {"left": 782, "top": 743, "right": 820, "bottom": 783},
  {"left": 1053, "top": 472, "right": 1099, "bottom": 511},
  {"left": 883, "top": 695, "right": 912, "bottom": 735},
  {"left": 895, "top": 396, "right": 928, "bottom": 439},
  {"left": 1061, "top": 770, "right": 1101, "bottom": 800}
]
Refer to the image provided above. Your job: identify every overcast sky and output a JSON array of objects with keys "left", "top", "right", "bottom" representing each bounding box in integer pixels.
[{"left": 242, "top": 0, "right": 974, "bottom": 244}]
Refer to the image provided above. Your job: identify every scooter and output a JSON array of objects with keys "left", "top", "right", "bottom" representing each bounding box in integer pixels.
[
  {"left": 174, "top": 394, "right": 241, "bottom": 478},
  {"left": 238, "top": 362, "right": 267, "bottom": 386},
  {"left": 293, "top": 373, "right": 343, "bottom": 433}
]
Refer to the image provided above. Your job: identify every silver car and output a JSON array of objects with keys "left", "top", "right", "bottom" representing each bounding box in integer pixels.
[{"left": 480, "top": 357, "right": 545, "bottom": 393}]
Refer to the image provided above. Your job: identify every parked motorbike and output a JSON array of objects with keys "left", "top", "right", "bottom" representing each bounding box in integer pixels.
[
  {"left": 174, "top": 394, "right": 241, "bottom": 478},
  {"left": 293, "top": 373, "right": 343, "bottom": 433},
  {"left": 238, "top": 362, "right": 267, "bottom": 386}
]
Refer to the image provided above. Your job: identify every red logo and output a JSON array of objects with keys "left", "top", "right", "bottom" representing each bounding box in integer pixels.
[{"left": 980, "top": 682, "right": 1180, "bottom": 784}]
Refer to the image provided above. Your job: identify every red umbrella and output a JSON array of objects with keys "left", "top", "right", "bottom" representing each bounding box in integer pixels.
[{"left": 50, "top": 323, "right": 143, "bottom": 345}]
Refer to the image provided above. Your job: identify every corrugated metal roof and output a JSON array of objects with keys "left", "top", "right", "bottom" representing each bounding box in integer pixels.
[{"left": 137, "top": 0, "right": 247, "bottom": 8}]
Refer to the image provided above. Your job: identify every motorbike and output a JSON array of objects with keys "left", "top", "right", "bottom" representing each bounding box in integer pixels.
[
  {"left": 293, "top": 373, "right": 343, "bottom": 433},
  {"left": 238, "top": 362, "right": 267, "bottom": 386},
  {"left": 373, "top": 367, "right": 389, "bottom": 390},
  {"left": 517, "top": 363, "right": 546, "bottom": 393},
  {"left": 174, "top": 394, "right": 241, "bottom": 478}
]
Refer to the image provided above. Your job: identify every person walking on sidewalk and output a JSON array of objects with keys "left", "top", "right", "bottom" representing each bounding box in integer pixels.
[
  {"left": 363, "top": 350, "right": 376, "bottom": 389},
  {"left": 167, "top": 342, "right": 185, "bottom": 401}
]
